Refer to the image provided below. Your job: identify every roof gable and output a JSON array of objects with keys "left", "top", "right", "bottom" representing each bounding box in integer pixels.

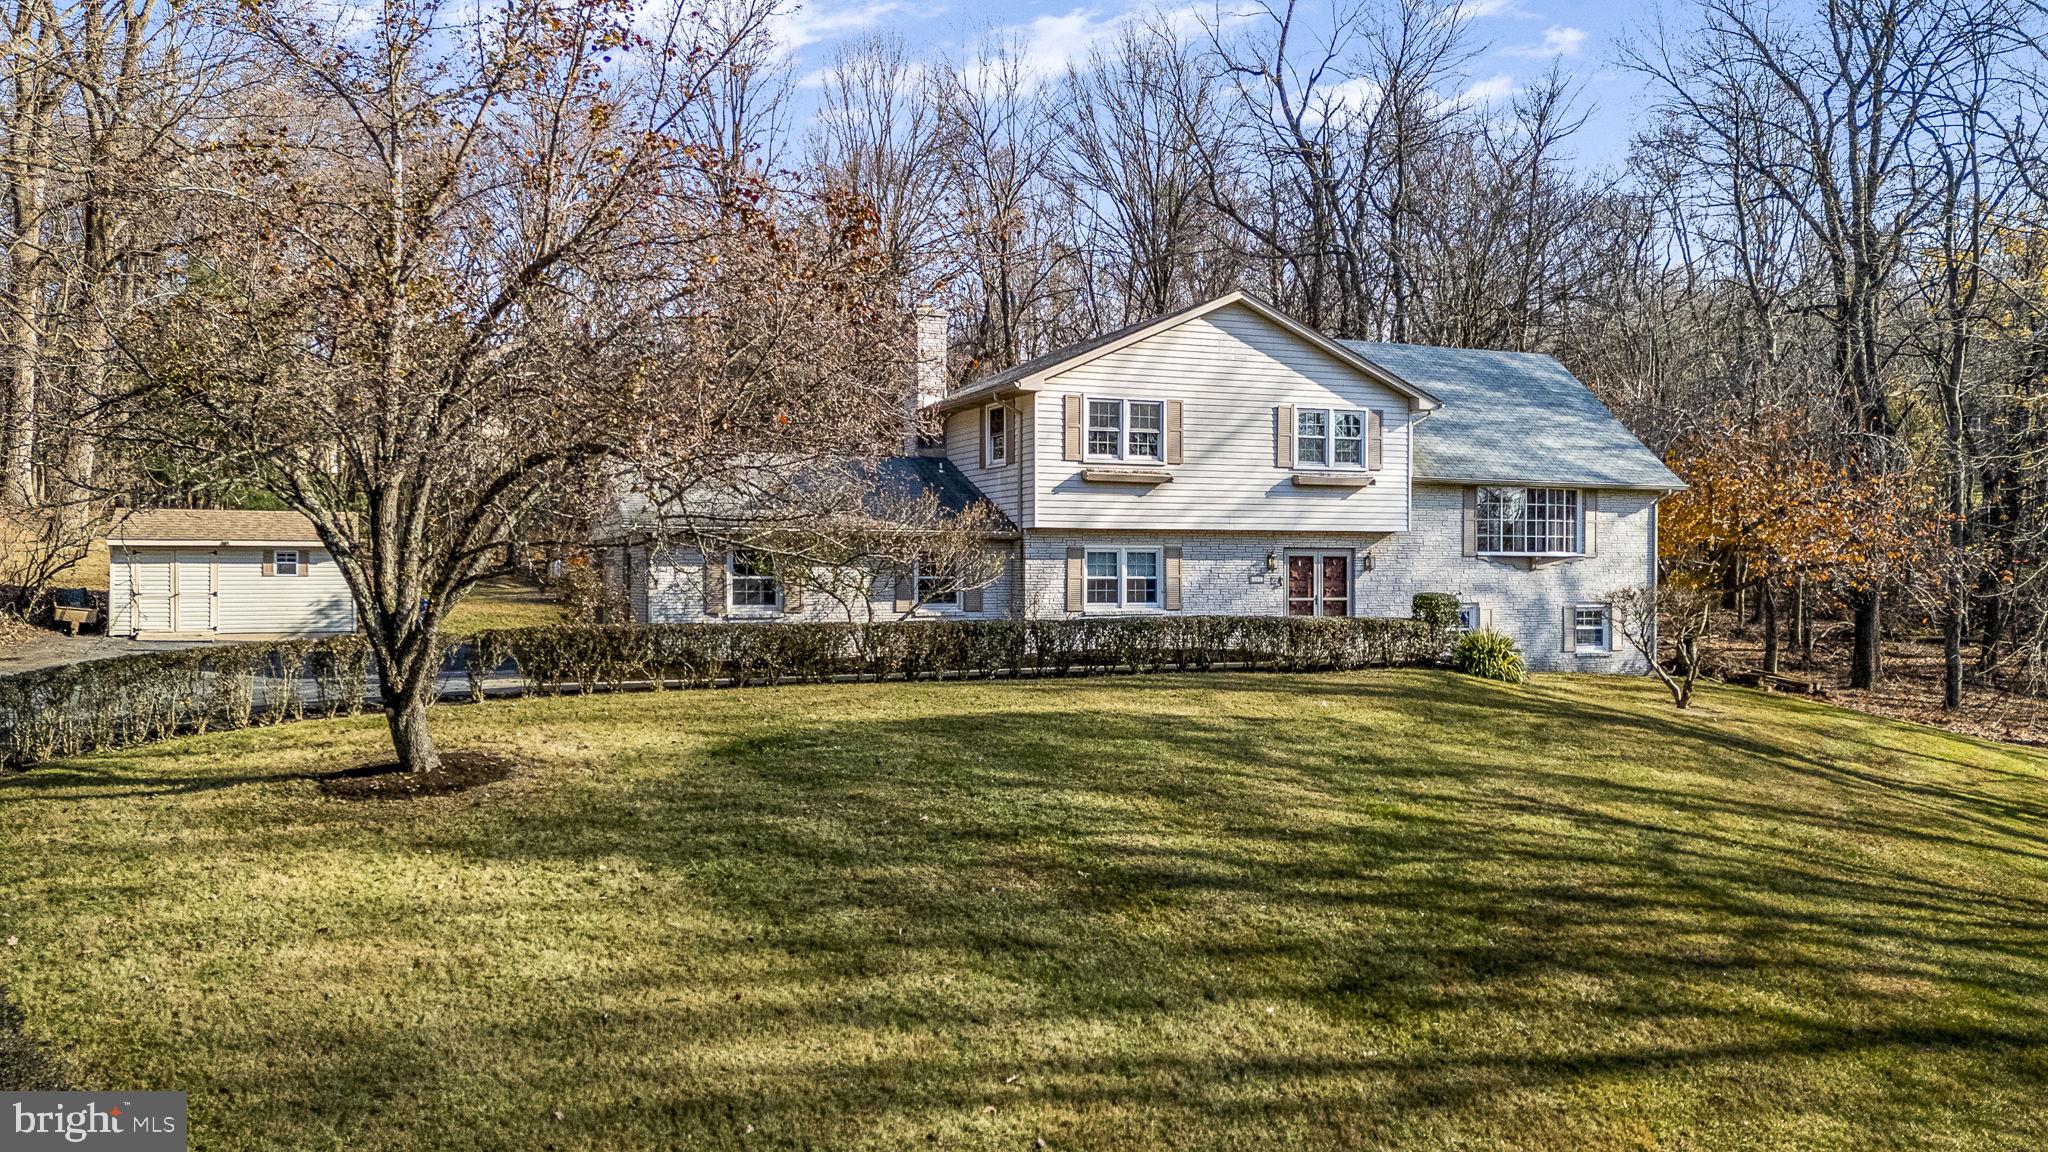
[
  {"left": 1341, "top": 342, "right": 1683, "bottom": 491},
  {"left": 941, "top": 293, "right": 1442, "bottom": 412}
]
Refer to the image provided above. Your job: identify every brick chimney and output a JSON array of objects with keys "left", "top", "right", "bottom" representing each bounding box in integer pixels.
[{"left": 903, "top": 305, "right": 949, "bottom": 454}]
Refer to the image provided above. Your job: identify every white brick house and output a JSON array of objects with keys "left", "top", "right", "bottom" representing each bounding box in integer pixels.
[{"left": 615, "top": 293, "right": 1682, "bottom": 673}]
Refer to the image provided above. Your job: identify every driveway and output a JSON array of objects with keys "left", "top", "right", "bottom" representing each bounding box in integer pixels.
[{"left": 0, "top": 631, "right": 215, "bottom": 676}]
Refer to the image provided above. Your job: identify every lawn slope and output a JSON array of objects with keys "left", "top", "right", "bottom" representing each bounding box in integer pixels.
[{"left": 4, "top": 671, "right": 2048, "bottom": 1151}]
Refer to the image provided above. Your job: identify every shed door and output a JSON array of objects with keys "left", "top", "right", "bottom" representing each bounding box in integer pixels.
[
  {"left": 174, "top": 550, "right": 217, "bottom": 633},
  {"left": 122, "top": 550, "right": 174, "bottom": 634}
]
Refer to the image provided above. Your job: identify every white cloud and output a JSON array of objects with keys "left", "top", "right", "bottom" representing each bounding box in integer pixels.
[
  {"left": 1452, "top": 0, "right": 1530, "bottom": 19},
  {"left": 1457, "top": 73, "right": 1517, "bottom": 107},
  {"left": 770, "top": 0, "right": 912, "bottom": 54},
  {"left": 998, "top": 7, "right": 1122, "bottom": 85},
  {"left": 1501, "top": 25, "right": 1585, "bottom": 58}
]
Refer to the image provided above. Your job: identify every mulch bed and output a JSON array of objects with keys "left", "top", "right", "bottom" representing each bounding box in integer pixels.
[
  {"left": 0, "top": 985, "right": 69, "bottom": 1091},
  {"left": 316, "top": 751, "right": 519, "bottom": 801}
]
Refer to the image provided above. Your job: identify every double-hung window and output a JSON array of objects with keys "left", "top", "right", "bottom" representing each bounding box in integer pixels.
[
  {"left": 272, "top": 549, "right": 300, "bottom": 577},
  {"left": 1477, "top": 487, "right": 1581, "bottom": 555},
  {"left": 1457, "top": 603, "right": 1482, "bottom": 633},
  {"left": 1086, "top": 398, "right": 1165, "bottom": 462},
  {"left": 985, "top": 404, "right": 1007, "bottom": 466},
  {"left": 728, "top": 549, "right": 780, "bottom": 611},
  {"left": 915, "top": 560, "right": 961, "bottom": 608},
  {"left": 1296, "top": 408, "right": 1367, "bottom": 468},
  {"left": 1573, "top": 604, "right": 1610, "bottom": 652},
  {"left": 1083, "top": 548, "right": 1162, "bottom": 610}
]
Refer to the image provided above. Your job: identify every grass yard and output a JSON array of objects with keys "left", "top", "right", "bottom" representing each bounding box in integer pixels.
[
  {"left": 441, "top": 575, "right": 572, "bottom": 632},
  {"left": 5, "top": 671, "right": 2048, "bottom": 1150}
]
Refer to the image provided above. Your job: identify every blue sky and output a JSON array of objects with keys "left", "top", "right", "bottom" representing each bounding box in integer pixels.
[{"left": 768, "top": 0, "right": 1657, "bottom": 172}]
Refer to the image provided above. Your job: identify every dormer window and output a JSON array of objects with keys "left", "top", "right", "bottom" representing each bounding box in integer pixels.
[{"left": 1086, "top": 398, "right": 1165, "bottom": 463}]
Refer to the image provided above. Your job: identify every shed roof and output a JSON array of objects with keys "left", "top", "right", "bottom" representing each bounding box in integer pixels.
[{"left": 108, "top": 508, "right": 325, "bottom": 545}]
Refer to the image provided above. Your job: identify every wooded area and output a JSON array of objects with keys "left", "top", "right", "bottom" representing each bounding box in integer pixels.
[{"left": 3, "top": 0, "right": 2047, "bottom": 761}]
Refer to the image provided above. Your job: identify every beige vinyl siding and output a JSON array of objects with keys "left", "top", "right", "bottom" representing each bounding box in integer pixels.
[
  {"left": 213, "top": 548, "right": 354, "bottom": 635},
  {"left": 941, "top": 402, "right": 1024, "bottom": 521},
  {"left": 1028, "top": 301, "right": 1413, "bottom": 532},
  {"left": 109, "top": 545, "right": 353, "bottom": 637}
]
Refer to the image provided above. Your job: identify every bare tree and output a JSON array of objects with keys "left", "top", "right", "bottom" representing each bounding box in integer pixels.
[{"left": 120, "top": 0, "right": 929, "bottom": 773}]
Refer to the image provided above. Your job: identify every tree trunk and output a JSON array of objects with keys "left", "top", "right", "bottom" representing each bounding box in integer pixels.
[
  {"left": 1943, "top": 605, "right": 1964, "bottom": 711},
  {"left": 1850, "top": 587, "right": 1881, "bottom": 689},
  {"left": 383, "top": 680, "right": 443, "bottom": 774},
  {"left": 1761, "top": 582, "right": 1779, "bottom": 675}
]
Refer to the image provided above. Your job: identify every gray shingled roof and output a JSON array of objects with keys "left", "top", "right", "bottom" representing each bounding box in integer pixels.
[
  {"left": 616, "top": 455, "right": 1013, "bottom": 536},
  {"left": 1341, "top": 342, "right": 1684, "bottom": 491}
]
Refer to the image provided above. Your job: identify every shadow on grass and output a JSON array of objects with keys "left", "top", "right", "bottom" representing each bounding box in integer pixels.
[{"left": 14, "top": 670, "right": 2048, "bottom": 1146}]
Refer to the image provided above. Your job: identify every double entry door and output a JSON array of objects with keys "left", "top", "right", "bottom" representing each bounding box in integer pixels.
[
  {"left": 1285, "top": 550, "right": 1352, "bottom": 617},
  {"left": 123, "top": 548, "right": 217, "bottom": 634}
]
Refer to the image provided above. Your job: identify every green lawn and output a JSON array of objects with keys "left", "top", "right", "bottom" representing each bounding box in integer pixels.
[
  {"left": 441, "top": 575, "right": 573, "bottom": 632},
  {"left": 5, "top": 671, "right": 2048, "bottom": 1150}
]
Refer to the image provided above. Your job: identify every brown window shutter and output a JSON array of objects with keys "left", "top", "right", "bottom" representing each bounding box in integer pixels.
[
  {"left": 1275, "top": 405, "right": 1294, "bottom": 467},
  {"left": 1065, "top": 546, "right": 1085, "bottom": 612},
  {"left": 1582, "top": 490, "right": 1599, "bottom": 556},
  {"left": 1163, "top": 545, "right": 1183, "bottom": 611},
  {"left": 1562, "top": 605, "right": 1577, "bottom": 653},
  {"left": 1063, "top": 395, "right": 1083, "bottom": 461},
  {"left": 702, "top": 550, "right": 727, "bottom": 617},
  {"left": 1462, "top": 488, "right": 1478, "bottom": 557},
  {"left": 300, "top": 549, "right": 313, "bottom": 576},
  {"left": 963, "top": 583, "right": 984, "bottom": 613},
  {"left": 1165, "top": 400, "right": 1184, "bottom": 465},
  {"left": 979, "top": 409, "right": 989, "bottom": 468},
  {"left": 782, "top": 573, "right": 803, "bottom": 614},
  {"left": 261, "top": 550, "right": 276, "bottom": 577},
  {"left": 893, "top": 573, "right": 914, "bottom": 614},
  {"left": 1005, "top": 405, "right": 1019, "bottom": 465},
  {"left": 1367, "top": 409, "right": 1384, "bottom": 470},
  {"left": 1481, "top": 606, "right": 1494, "bottom": 631}
]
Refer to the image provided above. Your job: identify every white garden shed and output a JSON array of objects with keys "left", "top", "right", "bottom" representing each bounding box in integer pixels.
[{"left": 107, "top": 509, "right": 357, "bottom": 639}]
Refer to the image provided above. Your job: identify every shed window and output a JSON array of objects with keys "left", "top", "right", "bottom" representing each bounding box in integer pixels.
[{"left": 273, "top": 550, "right": 300, "bottom": 577}]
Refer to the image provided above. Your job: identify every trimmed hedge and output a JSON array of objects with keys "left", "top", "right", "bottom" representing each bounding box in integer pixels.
[
  {"left": 0, "top": 636, "right": 373, "bottom": 769},
  {"left": 2, "top": 616, "right": 1439, "bottom": 769},
  {"left": 467, "top": 616, "right": 1440, "bottom": 698}
]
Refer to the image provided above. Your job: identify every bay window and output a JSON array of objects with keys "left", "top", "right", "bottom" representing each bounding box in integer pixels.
[{"left": 1477, "top": 487, "right": 1581, "bottom": 555}]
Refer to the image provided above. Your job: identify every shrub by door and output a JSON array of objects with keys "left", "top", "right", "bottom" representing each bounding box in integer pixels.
[{"left": 1285, "top": 551, "right": 1352, "bottom": 617}]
